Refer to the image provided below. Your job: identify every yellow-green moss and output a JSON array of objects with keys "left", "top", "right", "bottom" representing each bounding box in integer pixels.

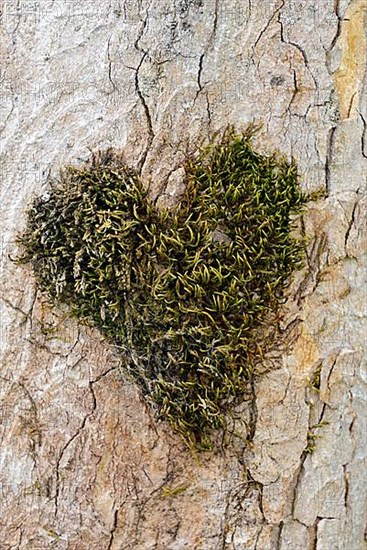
[{"left": 17, "top": 127, "right": 309, "bottom": 450}]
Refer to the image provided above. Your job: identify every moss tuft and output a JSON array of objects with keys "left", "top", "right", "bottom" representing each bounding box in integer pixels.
[{"left": 17, "top": 127, "right": 310, "bottom": 450}]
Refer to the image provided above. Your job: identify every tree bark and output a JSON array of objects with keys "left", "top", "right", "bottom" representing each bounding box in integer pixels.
[{"left": 0, "top": 1, "right": 366, "bottom": 548}]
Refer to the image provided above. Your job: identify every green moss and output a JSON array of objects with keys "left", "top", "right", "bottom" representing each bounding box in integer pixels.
[
  {"left": 17, "top": 127, "right": 310, "bottom": 450},
  {"left": 309, "top": 361, "right": 322, "bottom": 392},
  {"left": 304, "top": 421, "right": 329, "bottom": 454},
  {"left": 160, "top": 483, "right": 190, "bottom": 498}
]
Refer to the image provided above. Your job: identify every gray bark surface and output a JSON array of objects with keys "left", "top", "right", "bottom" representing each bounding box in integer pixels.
[{"left": 0, "top": 1, "right": 366, "bottom": 548}]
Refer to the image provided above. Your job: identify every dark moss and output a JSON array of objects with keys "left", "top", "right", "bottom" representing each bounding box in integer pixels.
[{"left": 17, "top": 127, "right": 310, "bottom": 450}]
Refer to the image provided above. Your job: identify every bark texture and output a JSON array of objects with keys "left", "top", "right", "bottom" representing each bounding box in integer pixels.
[{"left": 0, "top": 1, "right": 366, "bottom": 548}]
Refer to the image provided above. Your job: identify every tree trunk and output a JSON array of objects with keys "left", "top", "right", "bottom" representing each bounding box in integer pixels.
[{"left": 1, "top": 1, "right": 366, "bottom": 548}]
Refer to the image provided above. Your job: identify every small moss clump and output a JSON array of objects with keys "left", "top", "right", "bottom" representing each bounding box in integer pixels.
[{"left": 17, "top": 128, "right": 309, "bottom": 450}]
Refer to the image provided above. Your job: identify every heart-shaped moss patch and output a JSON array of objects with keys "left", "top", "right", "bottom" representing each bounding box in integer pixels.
[{"left": 17, "top": 127, "right": 309, "bottom": 450}]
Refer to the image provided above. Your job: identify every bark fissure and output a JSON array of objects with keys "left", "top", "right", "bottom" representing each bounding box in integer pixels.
[
  {"left": 325, "top": 126, "right": 337, "bottom": 195},
  {"left": 54, "top": 381, "right": 97, "bottom": 517},
  {"left": 358, "top": 110, "right": 367, "bottom": 158}
]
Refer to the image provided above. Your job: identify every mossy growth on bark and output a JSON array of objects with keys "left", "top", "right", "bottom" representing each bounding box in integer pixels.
[{"left": 17, "top": 127, "right": 310, "bottom": 450}]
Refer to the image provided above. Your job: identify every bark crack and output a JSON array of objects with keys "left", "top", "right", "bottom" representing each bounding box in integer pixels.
[
  {"left": 90, "top": 366, "right": 119, "bottom": 384},
  {"left": 286, "top": 69, "right": 299, "bottom": 116},
  {"left": 133, "top": 13, "right": 155, "bottom": 172},
  {"left": 325, "top": 126, "right": 337, "bottom": 195},
  {"left": 194, "top": 0, "right": 218, "bottom": 102},
  {"left": 107, "top": 34, "right": 119, "bottom": 94},
  {"left": 310, "top": 517, "right": 322, "bottom": 550},
  {"left": 54, "top": 381, "right": 97, "bottom": 517},
  {"left": 275, "top": 521, "right": 284, "bottom": 550},
  {"left": 357, "top": 110, "right": 367, "bottom": 158},
  {"left": 277, "top": 9, "right": 318, "bottom": 93},
  {"left": 326, "top": 0, "right": 342, "bottom": 56},
  {"left": 205, "top": 91, "right": 212, "bottom": 128},
  {"left": 253, "top": 0, "right": 285, "bottom": 52},
  {"left": 343, "top": 464, "right": 349, "bottom": 512},
  {"left": 196, "top": 53, "right": 204, "bottom": 94},
  {"left": 107, "top": 508, "right": 119, "bottom": 550},
  {"left": 344, "top": 194, "right": 361, "bottom": 256}
]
